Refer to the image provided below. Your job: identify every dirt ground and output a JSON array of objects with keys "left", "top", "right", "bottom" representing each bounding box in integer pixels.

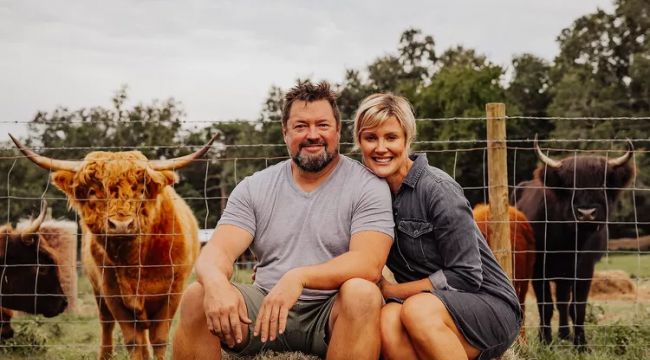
[{"left": 608, "top": 236, "right": 650, "bottom": 251}]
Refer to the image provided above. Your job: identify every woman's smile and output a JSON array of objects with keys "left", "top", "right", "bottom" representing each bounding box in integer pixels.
[{"left": 359, "top": 116, "right": 413, "bottom": 192}]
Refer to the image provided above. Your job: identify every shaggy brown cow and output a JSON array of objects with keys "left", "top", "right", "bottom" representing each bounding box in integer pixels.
[
  {"left": 514, "top": 138, "right": 634, "bottom": 350},
  {"left": 0, "top": 201, "right": 68, "bottom": 339},
  {"left": 473, "top": 203, "right": 535, "bottom": 338},
  {"left": 11, "top": 134, "right": 217, "bottom": 360}
]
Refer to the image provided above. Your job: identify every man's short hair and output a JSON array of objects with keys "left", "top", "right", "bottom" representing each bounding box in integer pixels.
[{"left": 282, "top": 80, "right": 341, "bottom": 128}]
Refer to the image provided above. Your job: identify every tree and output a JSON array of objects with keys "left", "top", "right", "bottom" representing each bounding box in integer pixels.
[
  {"left": 2, "top": 87, "right": 196, "bottom": 224},
  {"left": 507, "top": 54, "right": 553, "bottom": 117},
  {"left": 413, "top": 58, "right": 509, "bottom": 204},
  {"left": 546, "top": 0, "right": 650, "bottom": 237}
]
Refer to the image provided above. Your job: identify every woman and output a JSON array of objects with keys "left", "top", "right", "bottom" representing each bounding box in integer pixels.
[{"left": 353, "top": 94, "right": 521, "bottom": 360}]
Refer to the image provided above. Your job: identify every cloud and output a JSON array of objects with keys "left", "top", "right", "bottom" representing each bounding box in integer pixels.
[{"left": 0, "top": 0, "right": 614, "bottom": 133}]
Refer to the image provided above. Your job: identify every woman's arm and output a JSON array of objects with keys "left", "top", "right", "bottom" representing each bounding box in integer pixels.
[
  {"left": 427, "top": 180, "right": 483, "bottom": 292},
  {"left": 379, "top": 276, "right": 432, "bottom": 300}
]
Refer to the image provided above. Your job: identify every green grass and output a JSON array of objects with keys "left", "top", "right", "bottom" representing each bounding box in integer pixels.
[
  {"left": 1, "top": 257, "right": 649, "bottom": 359},
  {"left": 596, "top": 253, "right": 650, "bottom": 279}
]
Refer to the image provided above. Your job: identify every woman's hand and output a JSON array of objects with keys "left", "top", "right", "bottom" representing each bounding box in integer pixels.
[
  {"left": 378, "top": 275, "right": 397, "bottom": 299},
  {"left": 378, "top": 276, "right": 435, "bottom": 300}
]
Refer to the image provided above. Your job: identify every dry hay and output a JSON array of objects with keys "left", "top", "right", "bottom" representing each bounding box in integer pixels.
[
  {"left": 222, "top": 350, "right": 319, "bottom": 360},
  {"left": 590, "top": 270, "right": 636, "bottom": 298},
  {"left": 222, "top": 348, "right": 520, "bottom": 360},
  {"left": 525, "top": 270, "right": 640, "bottom": 301}
]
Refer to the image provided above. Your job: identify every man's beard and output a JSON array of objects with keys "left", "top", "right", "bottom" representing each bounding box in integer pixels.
[{"left": 291, "top": 140, "right": 338, "bottom": 172}]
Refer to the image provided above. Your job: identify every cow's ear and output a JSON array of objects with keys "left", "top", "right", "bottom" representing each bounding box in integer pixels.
[
  {"left": 51, "top": 171, "right": 76, "bottom": 197},
  {"left": 536, "top": 165, "right": 563, "bottom": 188},
  {"left": 608, "top": 164, "right": 636, "bottom": 192},
  {"left": 159, "top": 170, "right": 178, "bottom": 186},
  {"left": 145, "top": 169, "right": 178, "bottom": 195}
]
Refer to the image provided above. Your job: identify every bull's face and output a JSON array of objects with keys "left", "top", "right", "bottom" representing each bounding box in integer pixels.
[
  {"left": 535, "top": 140, "right": 635, "bottom": 233},
  {"left": 50, "top": 152, "right": 177, "bottom": 240},
  {"left": 0, "top": 208, "right": 67, "bottom": 317},
  {"left": 8, "top": 133, "right": 218, "bottom": 241}
]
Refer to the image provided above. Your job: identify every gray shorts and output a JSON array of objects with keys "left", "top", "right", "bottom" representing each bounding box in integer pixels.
[{"left": 224, "top": 283, "right": 337, "bottom": 358}]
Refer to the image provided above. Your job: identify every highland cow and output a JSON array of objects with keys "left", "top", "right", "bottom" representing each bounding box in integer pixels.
[
  {"left": 0, "top": 201, "right": 68, "bottom": 339},
  {"left": 473, "top": 203, "right": 535, "bottom": 338},
  {"left": 514, "top": 138, "right": 634, "bottom": 349},
  {"left": 11, "top": 134, "right": 217, "bottom": 360}
]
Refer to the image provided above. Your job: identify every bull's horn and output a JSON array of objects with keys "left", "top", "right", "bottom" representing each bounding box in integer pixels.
[
  {"left": 149, "top": 133, "right": 220, "bottom": 171},
  {"left": 9, "top": 134, "right": 81, "bottom": 172},
  {"left": 20, "top": 199, "right": 48, "bottom": 241},
  {"left": 607, "top": 140, "right": 634, "bottom": 168},
  {"left": 534, "top": 135, "right": 562, "bottom": 168}
]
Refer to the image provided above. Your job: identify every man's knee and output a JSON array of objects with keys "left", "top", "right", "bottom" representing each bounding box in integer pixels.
[
  {"left": 178, "top": 282, "right": 206, "bottom": 327},
  {"left": 338, "top": 278, "right": 382, "bottom": 316}
]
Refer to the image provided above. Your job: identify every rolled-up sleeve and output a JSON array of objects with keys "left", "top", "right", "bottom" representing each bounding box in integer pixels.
[{"left": 428, "top": 180, "right": 483, "bottom": 292}]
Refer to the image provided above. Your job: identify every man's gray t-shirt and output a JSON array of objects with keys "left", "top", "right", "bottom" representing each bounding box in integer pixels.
[{"left": 218, "top": 155, "right": 394, "bottom": 300}]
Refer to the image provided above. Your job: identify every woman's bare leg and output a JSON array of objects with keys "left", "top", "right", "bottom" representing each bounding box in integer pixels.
[
  {"left": 400, "top": 293, "right": 481, "bottom": 360},
  {"left": 380, "top": 303, "right": 418, "bottom": 360}
]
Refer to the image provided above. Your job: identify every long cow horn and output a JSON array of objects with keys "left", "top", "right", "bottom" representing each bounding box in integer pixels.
[
  {"left": 534, "top": 134, "right": 562, "bottom": 168},
  {"left": 608, "top": 140, "right": 634, "bottom": 167},
  {"left": 20, "top": 199, "right": 48, "bottom": 241},
  {"left": 149, "top": 133, "right": 220, "bottom": 171},
  {"left": 9, "top": 134, "right": 81, "bottom": 172}
]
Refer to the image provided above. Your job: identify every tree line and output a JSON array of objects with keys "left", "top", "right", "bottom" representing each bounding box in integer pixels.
[{"left": 1, "top": 0, "right": 647, "bottom": 238}]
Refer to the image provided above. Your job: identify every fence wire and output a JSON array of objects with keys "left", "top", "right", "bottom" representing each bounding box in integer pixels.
[{"left": 0, "top": 116, "right": 648, "bottom": 358}]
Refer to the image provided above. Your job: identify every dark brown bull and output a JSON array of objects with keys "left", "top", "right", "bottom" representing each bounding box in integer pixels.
[
  {"left": 0, "top": 201, "right": 68, "bottom": 339},
  {"left": 514, "top": 138, "right": 634, "bottom": 350}
]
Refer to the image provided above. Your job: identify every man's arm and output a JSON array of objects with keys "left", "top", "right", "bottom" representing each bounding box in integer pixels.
[
  {"left": 196, "top": 224, "right": 254, "bottom": 348},
  {"left": 297, "top": 230, "right": 392, "bottom": 288},
  {"left": 253, "top": 230, "right": 392, "bottom": 342}
]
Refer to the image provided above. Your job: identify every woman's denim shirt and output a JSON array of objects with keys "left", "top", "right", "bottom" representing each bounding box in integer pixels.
[{"left": 387, "top": 154, "right": 519, "bottom": 310}]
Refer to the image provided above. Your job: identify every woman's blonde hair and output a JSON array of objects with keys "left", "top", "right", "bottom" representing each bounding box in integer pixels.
[{"left": 353, "top": 93, "right": 417, "bottom": 151}]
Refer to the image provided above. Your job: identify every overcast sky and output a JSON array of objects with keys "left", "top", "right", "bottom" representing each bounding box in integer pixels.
[{"left": 1, "top": 0, "right": 614, "bottom": 137}]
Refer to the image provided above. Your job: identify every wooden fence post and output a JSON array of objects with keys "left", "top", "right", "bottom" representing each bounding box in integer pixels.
[{"left": 486, "top": 103, "right": 512, "bottom": 278}]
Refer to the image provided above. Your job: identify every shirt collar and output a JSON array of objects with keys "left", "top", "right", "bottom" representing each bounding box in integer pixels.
[{"left": 402, "top": 153, "right": 428, "bottom": 189}]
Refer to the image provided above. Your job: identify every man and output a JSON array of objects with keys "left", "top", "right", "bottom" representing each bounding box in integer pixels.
[{"left": 172, "top": 81, "right": 394, "bottom": 359}]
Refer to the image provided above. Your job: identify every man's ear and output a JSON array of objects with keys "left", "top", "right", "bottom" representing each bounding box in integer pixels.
[{"left": 51, "top": 171, "right": 76, "bottom": 198}]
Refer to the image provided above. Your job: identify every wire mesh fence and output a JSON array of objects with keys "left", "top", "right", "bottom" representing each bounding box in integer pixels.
[{"left": 0, "top": 115, "right": 648, "bottom": 359}]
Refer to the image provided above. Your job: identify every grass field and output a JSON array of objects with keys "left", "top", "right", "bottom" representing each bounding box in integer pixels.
[
  {"left": 1, "top": 255, "right": 649, "bottom": 359},
  {"left": 596, "top": 253, "right": 650, "bottom": 279}
]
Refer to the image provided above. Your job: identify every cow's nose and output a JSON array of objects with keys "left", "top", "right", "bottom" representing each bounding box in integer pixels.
[
  {"left": 107, "top": 217, "right": 135, "bottom": 234},
  {"left": 576, "top": 208, "right": 597, "bottom": 221}
]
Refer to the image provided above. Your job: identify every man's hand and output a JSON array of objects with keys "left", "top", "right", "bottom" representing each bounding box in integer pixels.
[
  {"left": 254, "top": 269, "right": 304, "bottom": 342},
  {"left": 203, "top": 283, "right": 252, "bottom": 348}
]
